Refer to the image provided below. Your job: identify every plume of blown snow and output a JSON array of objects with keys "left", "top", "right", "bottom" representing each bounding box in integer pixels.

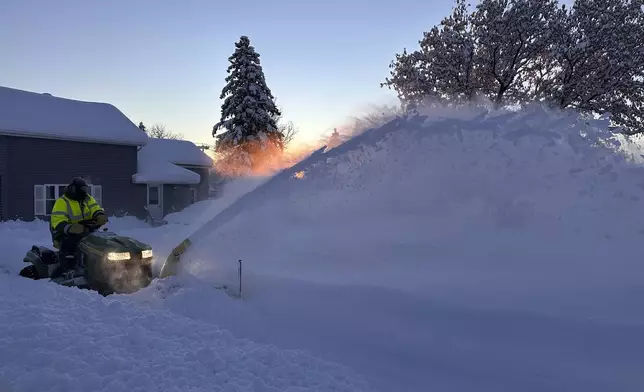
[
  {"left": 181, "top": 100, "right": 644, "bottom": 323},
  {"left": 211, "top": 103, "right": 408, "bottom": 178}
]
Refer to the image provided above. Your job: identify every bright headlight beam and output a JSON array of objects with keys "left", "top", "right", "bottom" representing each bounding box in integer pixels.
[
  {"left": 107, "top": 252, "right": 131, "bottom": 261},
  {"left": 141, "top": 250, "right": 153, "bottom": 258}
]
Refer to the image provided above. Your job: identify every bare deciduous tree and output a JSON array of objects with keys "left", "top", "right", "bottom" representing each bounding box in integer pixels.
[
  {"left": 147, "top": 124, "right": 184, "bottom": 140},
  {"left": 383, "top": 0, "right": 481, "bottom": 105},
  {"left": 548, "top": 0, "right": 644, "bottom": 134},
  {"left": 270, "top": 99, "right": 300, "bottom": 147},
  {"left": 279, "top": 119, "right": 299, "bottom": 146},
  {"left": 472, "top": 0, "right": 560, "bottom": 105},
  {"left": 383, "top": 0, "right": 644, "bottom": 133}
]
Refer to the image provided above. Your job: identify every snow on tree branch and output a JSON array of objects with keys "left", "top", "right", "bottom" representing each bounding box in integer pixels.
[
  {"left": 547, "top": 0, "right": 644, "bottom": 134},
  {"left": 472, "top": 0, "right": 560, "bottom": 105},
  {"left": 383, "top": 0, "right": 644, "bottom": 133},
  {"left": 213, "top": 35, "right": 284, "bottom": 174}
]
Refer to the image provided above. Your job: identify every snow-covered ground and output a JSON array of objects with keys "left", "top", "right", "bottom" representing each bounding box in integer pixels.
[
  {"left": 3, "top": 103, "right": 644, "bottom": 392},
  {"left": 0, "top": 274, "right": 371, "bottom": 392},
  {"left": 0, "top": 177, "right": 374, "bottom": 392}
]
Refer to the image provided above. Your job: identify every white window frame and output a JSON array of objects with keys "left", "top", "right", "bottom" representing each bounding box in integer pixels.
[
  {"left": 90, "top": 185, "right": 102, "bottom": 207},
  {"left": 34, "top": 183, "right": 102, "bottom": 217}
]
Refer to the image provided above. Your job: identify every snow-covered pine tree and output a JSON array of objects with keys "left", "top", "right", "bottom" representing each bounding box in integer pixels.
[{"left": 213, "top": 36, "right": 283, "bottom": 170}]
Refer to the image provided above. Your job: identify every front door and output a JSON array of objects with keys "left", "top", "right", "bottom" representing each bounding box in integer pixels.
[{"left": 146, "top": 184, "right": 163, "bottom": 222}]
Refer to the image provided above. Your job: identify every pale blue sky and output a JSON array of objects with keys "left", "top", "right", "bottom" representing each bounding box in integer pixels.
[{"left": 0, "top": 0, "right": 458, "bottom": 145}]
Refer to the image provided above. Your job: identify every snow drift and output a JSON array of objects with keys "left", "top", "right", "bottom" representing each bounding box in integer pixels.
[
  {"left": 142, "top": 103, "right": 644, "bottom": 391},
  {"left": 0, "top": 275, "right": 370, "bottom": 392},
  {"left": 0, "top": 177, "right": 375, "bottom": 392},
  {"left": 4, "top": 101, "right": 644, "bottom": 392},
  {"left": 180, "top": 103, "right": 644, "bottom": 324}
]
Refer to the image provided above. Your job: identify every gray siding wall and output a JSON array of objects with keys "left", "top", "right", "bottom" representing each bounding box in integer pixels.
[
  {"left": 0, "top": 136, "right": 8, "bottom": 220},
  {"left": 160, "top": 166, "right": 210, "bottom": 217},
  {"left": 162, "top": 184, "right": 195, "bottom": 216},
  {"left": 1, "top": 135, "right": 146, "bottom": 221},
  {"left": 184, "top": 166, "right": 210, "bottom": 201}
]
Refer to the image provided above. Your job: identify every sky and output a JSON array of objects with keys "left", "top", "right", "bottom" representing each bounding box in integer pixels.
[{"left": 0, "top": 0, "right": 460, "bottom": 146}]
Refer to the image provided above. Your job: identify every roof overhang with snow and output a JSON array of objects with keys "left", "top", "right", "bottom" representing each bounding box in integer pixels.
[
  {"left": 0, "top": 86, "right": 148, "bottom": 146},
  {"left": 139, "top": 138, "right": 214, "bottom": 167},
  {"left": 132, "top": 158, "right": 201, "bottom": 185},
  {"left": 132, "top": 138, "right": 213, "bottom": 185}
]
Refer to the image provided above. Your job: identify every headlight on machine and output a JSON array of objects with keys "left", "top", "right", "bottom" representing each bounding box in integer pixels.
[
  {"left": 141, "top": 250, "right": 153, "bottom": 259},
  {"left": 107, "top": 252, "right": 131, "bottom": 261}
]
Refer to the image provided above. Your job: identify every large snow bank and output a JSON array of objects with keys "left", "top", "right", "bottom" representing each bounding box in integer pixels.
[
  {"left": 181, "top": 103, "right": 644, "bottom": 323},
  {"left": 0, "top": 275, "right": 370, "bottom": 392},
  {"left": 138, "top": 271, "right": 644, "bottom": 392},
  {"left": 153, "top": 103, "right": 644, "bottom": 392},
  {"left": 0, "top": 86, "right": 147, "bottom": 146}
]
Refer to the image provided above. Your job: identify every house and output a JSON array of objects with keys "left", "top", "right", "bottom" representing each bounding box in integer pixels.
[
  {"left": 132, "top": 138, "right": 213, "bottom": 223},
  {"left": 0, "top": 85, "right": 149, "bottom": 221},
  {"left": 0, "top": 85, "right": 213, "bottom": 223}
]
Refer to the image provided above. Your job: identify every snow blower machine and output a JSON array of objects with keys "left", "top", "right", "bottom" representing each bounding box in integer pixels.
[{"left": 19, "top": 219, "right": 154, "bottom": 296}]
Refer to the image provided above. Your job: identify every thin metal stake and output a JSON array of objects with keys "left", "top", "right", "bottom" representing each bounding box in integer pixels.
[{"left": 238, "top": 259, "right": 242, "bottom": 299}]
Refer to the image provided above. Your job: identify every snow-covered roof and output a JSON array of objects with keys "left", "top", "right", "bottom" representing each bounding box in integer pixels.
[
  {"left": 0, "top": 86, "right": 148, "bottom": 146},
  {"left": 139, "top": 138, "right": 213, "bottom": 167},
  {"left": 133, "top": 138, "right": 213, "bottom": 185},
  {"left": 132, "top": 156, "right": 201, "bottom": 185}
]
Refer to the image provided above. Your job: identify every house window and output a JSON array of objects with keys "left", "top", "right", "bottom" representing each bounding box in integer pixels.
[
  {"left": 91, "top": 184, "right": 102, "bottom": 206},
  {"left": 34, "top": 184, "right": 103, "bottom": 216},
  {"left": 190, "top": 188, "right": 198, "bottom": 204}
]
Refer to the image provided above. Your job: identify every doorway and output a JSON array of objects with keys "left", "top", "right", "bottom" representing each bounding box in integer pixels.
[{"left": 146, "top": 184, "right": 163, "bottom": 222}]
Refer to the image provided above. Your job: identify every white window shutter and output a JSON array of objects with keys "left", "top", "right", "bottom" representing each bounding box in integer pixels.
[
  {"left": 92, "top": 185, "right": 102, "bottom": 206},
  {"left": 34, "top": 185, "right": 46, "bottom": 216}
]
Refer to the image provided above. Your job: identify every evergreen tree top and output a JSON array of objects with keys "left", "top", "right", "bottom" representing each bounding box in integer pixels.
[{"left": 213, "top": 35, "right": 282, "bottom": 151}]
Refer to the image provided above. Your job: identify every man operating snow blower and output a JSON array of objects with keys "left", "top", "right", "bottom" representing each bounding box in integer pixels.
[{"left": 49, "top": 177, "right": 108, "bottom": 277}]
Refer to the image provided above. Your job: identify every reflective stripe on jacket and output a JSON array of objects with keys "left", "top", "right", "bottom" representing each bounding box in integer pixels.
[{"left": 50, "top": 194, "right": 104, "bottom": 233}]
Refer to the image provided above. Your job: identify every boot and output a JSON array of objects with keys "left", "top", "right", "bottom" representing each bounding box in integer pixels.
[{"left": 51, "top": 254, "right": 76, "bottom": 278}]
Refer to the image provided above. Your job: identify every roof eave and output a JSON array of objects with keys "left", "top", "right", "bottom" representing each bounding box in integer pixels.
[
  {"left": 0, "top": 129, "right": 148, "bottom": 147},
  {"left": 132, "top": 177, "right": 201, "bottom": 185},
  {"left": 173, "top": 162, "right": 214, "bottom": 168}
]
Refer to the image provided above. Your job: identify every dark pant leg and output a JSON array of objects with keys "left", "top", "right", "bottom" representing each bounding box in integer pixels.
[
  {"left": 52, "top": 235, "right": 81, "bottom": 277},
  {"left": 59, "top": 235, "right": 81, "bottom": 257}
]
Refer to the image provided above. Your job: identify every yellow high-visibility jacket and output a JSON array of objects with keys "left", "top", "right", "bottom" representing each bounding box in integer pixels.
[{"left": 50, "top": 194, "right": 105, "bottom": 235}]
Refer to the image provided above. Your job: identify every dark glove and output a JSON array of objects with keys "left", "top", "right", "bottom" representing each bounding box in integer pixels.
[
  {"left": 67, "top": 223, "right": 86, "bottom": 235},
  {"left": 95, "top": 214, "right": 108, "bottom": 225}
]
